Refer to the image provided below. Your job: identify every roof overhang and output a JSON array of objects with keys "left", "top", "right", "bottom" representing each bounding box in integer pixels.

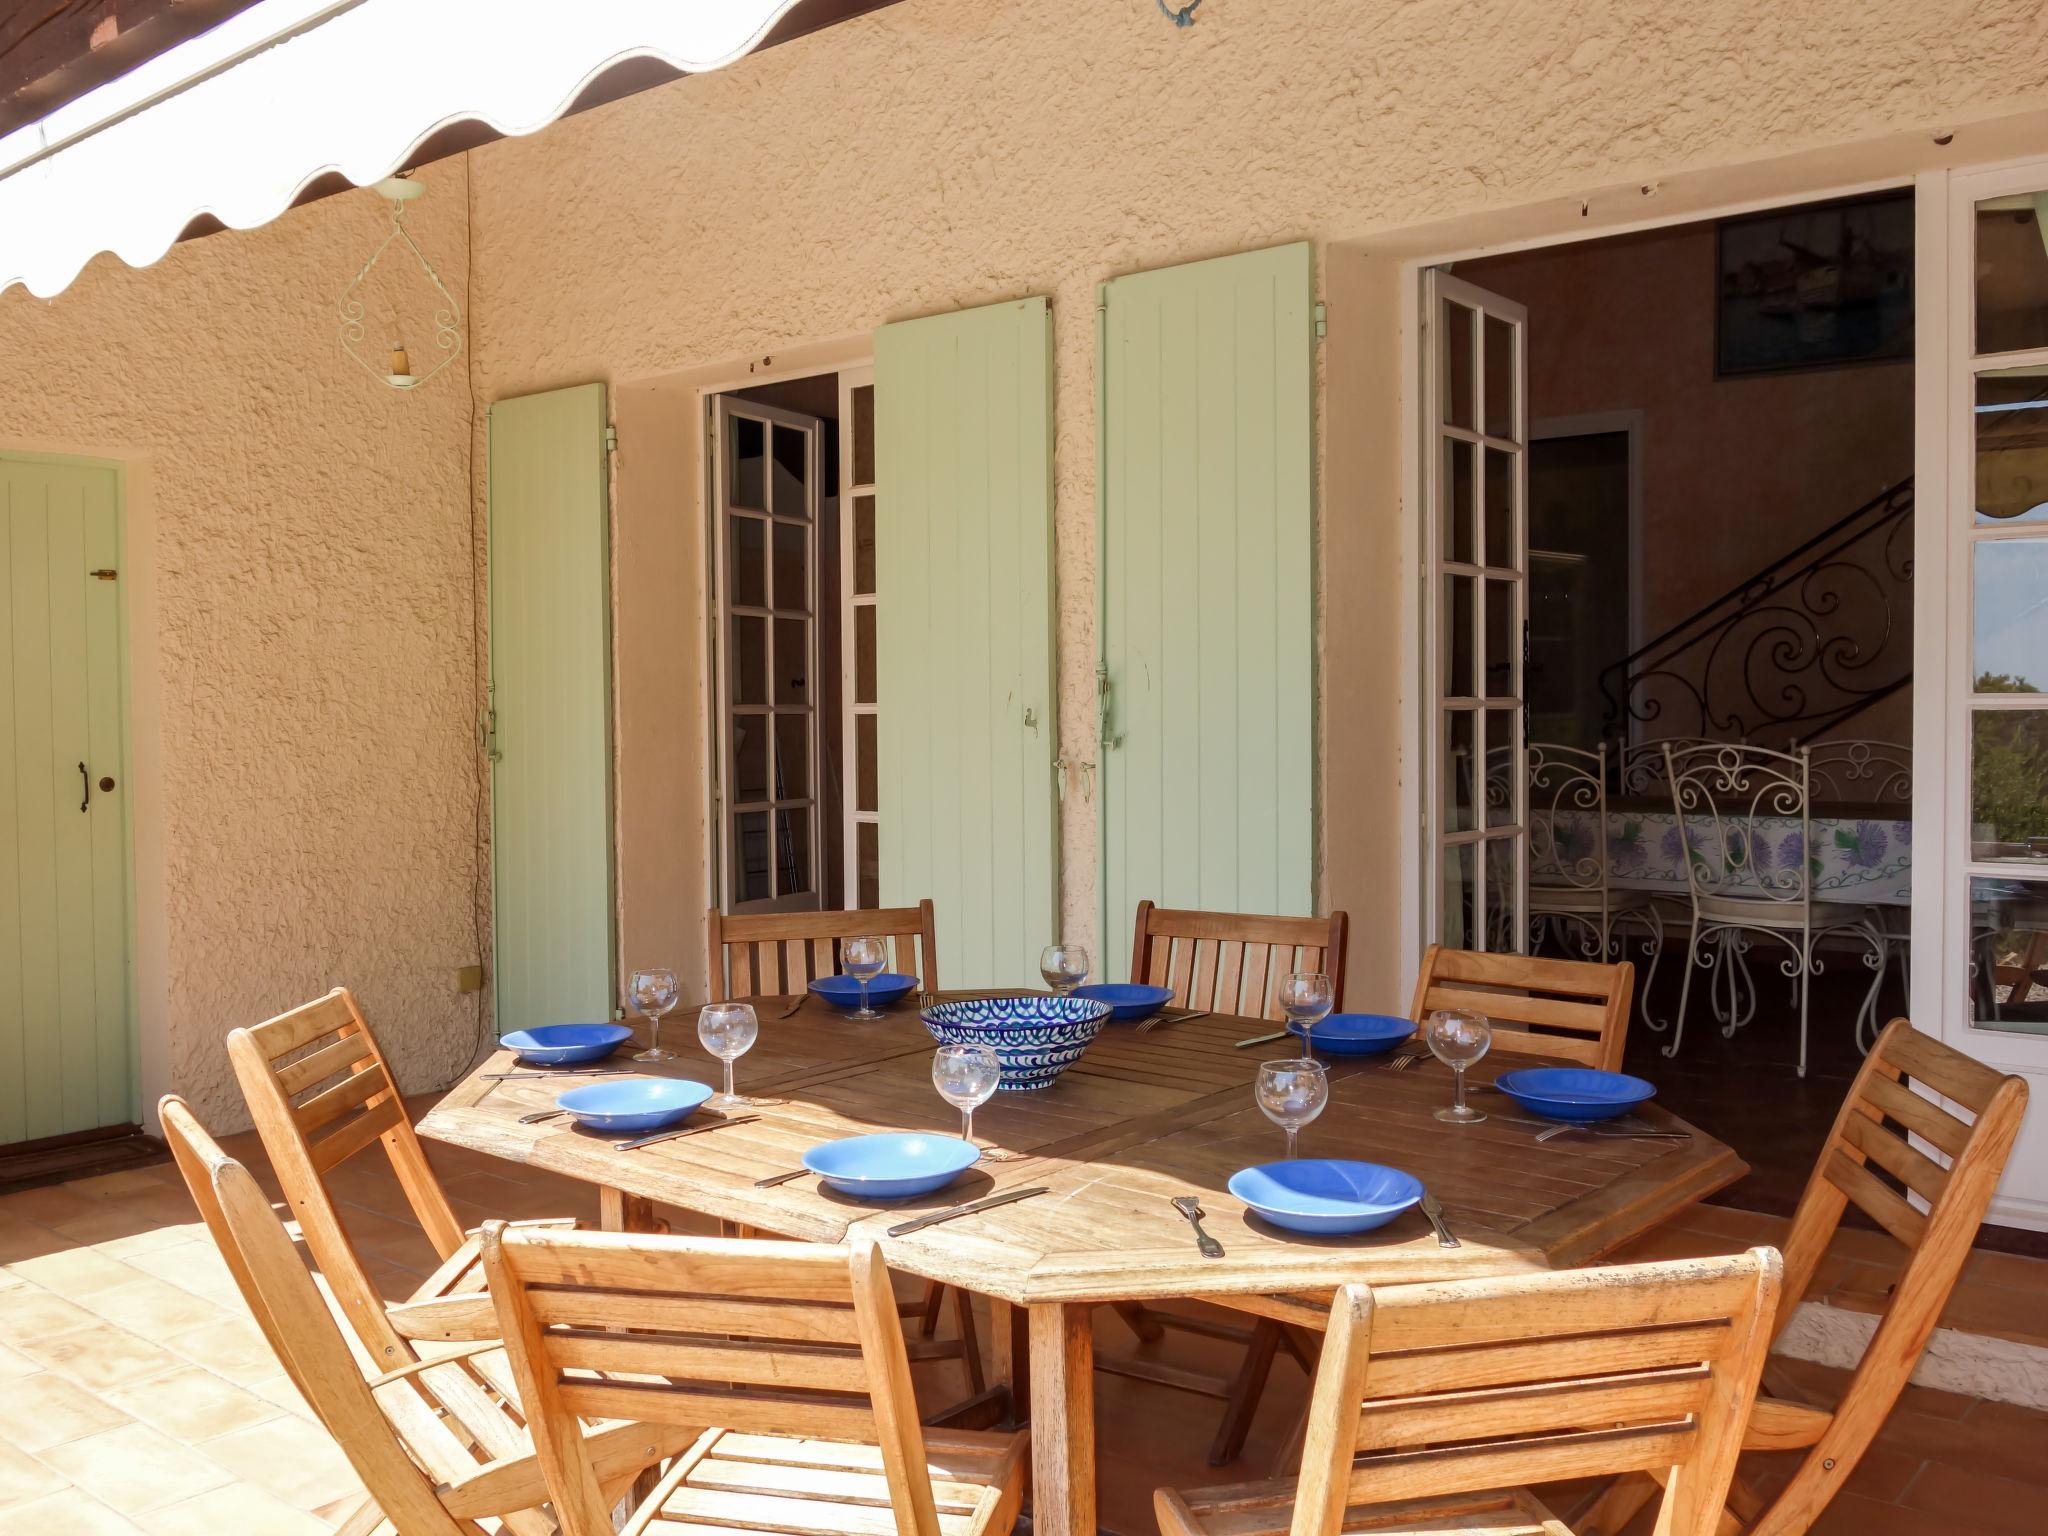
[{"left": 0, "top": 0, "right": 851, "bottom": 299}]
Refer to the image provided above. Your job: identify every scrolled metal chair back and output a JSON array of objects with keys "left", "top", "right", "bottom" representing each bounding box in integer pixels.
[
  {"left": 1663, "top": 741, "right": 1813, "bottom": 906},
  {"left": 1528, "top": 742, "right": 1609, "bottom": 894},
  {"left": 1618, "top": 736, "right": 1712, "bottom": 799},
  {"left": 1807, "top": 739, "right": 1912, "bottom": 804}
]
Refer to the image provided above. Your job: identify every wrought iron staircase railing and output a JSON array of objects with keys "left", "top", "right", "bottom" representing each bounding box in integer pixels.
[{"left": 1597, "top": 476, "right": 1914, "bottom": 749}]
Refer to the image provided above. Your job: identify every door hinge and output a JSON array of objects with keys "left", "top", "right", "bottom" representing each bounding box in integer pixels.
[
  {"left": 89, "top": 568, "right": 117, "bottom": 581},
  {"left": 1313, "top": 302, "right": 1328, "bottom": 339},
  {"left": 602, "top": 426, "right": 618, "bottom": 453}
]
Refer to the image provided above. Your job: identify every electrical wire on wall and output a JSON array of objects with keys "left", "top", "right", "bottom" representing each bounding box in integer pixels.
[{"left": 462, "top": 151, "right": 492, "bottom": 1070}]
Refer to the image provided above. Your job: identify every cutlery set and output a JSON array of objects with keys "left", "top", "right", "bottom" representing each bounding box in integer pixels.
[{"left": 1138, "top": 1008, "right": 1211, "bottom": 1035}]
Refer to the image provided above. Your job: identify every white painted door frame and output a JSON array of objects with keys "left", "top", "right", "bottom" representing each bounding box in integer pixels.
[{"left": 837, "top": 365, "right": 878, "bottom": 909}]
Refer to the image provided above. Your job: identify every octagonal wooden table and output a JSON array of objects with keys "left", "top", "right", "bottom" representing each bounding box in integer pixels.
[{"left": 419, "top": 994, "right": 1744, "bottom": 1536}]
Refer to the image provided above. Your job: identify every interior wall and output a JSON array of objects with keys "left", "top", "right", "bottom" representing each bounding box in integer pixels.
[{"left": 0, "top": 162, "right": 481, "bottom": 1132}]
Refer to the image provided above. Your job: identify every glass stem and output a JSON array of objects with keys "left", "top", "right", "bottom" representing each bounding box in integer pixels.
[
  {"left": 962, "top": 1107, "right": 975, "bottom": 1143},
  {"left": 723, "top": 1060, "right": 736, "bottom": 1102},
  {"left": 1453, "top": 1064, "right": 1468, "bottom": 1114},
  {"left": 648, "top": 1013, "right": 662, "bottom": 1054},
  {"left": 1285, "top": 1126, "right": 1298, "bottom": 1159},
  {"left": 858, "top": 979, "right": 870, "bottom": 1012}
]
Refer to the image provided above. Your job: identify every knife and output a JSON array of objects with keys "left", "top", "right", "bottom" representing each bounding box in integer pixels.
[
  {"left": 887, "top": 1185, "right": 1050, "bottom": 1237},
  {"left": 613, "top": 1114, "right": 761, "bottom": 1152},
  {"left": 1234, "top": 1029, "right": 1291, "bottom": 1049},
  {"left": 483, "top": 1068, "right": 636, "bottom": 1082},
  {"left": 754, "top": 1167, "right": 809, "bottom": 1187},
  {"left": 1419, "top": 1192, "right": 1459, "bottom": 1249}
]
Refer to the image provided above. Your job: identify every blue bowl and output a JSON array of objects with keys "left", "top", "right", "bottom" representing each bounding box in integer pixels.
[
  {"left": 1072, "top": 983, "right": 1175, "bottom": 1023},
  {"left": 499, "top": 1023, "right": 635, "bottom": 1066},
  {"left": 802, "top": 1133, "right": 981, "bottom": 1200},
  {"left": 555, "top": 1078, "right": 713, "bottom": 1134},
  {"left": 1289, "top": 1013, "right": 1414, "bottom": 1057},
  {"left": 1494, "top": 1067, "right": 1657, "bottom": 1124},
  {"left": 1228, "top": 1160, "right": 1425, "bottom": 1235},
  {"left": 809, "top": 973, "right": 918, "bottom": 1010},
  {"left": 921, "top": 995, "right": 1114, "bottom": 1091}
]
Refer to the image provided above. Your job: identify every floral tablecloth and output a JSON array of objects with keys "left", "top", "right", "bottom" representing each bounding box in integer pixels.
[{"left": 1531, "top": 808, "right": 1911, "bottom": 906}]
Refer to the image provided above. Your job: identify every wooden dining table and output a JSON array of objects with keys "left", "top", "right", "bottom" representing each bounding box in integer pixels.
[{"left": 418, "top": 993, "right": 1745, "bottom": 1536}]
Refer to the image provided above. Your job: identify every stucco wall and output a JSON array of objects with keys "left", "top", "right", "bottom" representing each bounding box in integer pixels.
[
  {"left": 465, "top": 0, "right": 2048, "bottom": 987},
  {"left": 0, "top": 161, "right": 481, "bottom": 1131},
  {"left": 8, "top": 0, "right": 2048, "bottom": 1128}
]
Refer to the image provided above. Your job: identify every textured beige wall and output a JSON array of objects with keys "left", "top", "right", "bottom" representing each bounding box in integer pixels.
[
  {"left": 0, "top": 161, "right": 483, "bottom": 1131},
  {"left": 465, "top": 0, "right": 2048, "bottom": 992},
  {"left": 8, "top": 0, "right": 2048, "bottom": 1128}
]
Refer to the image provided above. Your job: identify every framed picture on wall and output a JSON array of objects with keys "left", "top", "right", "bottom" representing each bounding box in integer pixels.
[{"left": 1715, "top": 191, "right": 1914, "bottom": 377}]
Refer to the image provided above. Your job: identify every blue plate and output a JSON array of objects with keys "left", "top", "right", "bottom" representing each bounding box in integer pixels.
[
  {"left": 809, "top": 973, "right": 918, "bottom": 1010},
  {"left": 922, "top": 995, "right": 1114, "bottom": 1091},
  {"left": 801, "top": 1133, "right": 981, "bottom": 1200},
  {"left": 1288, "top": 1013, "right": 1413, "bottom": 1057},
  {"left": 554, "top": 1078, "right": 713, "bottom": 1134},
  {"left": 1228, "top": 1160, "right": 1425, "bottom": 1235},
  {"left": 1072, "top": 983, "right": 1175, "bottom": 1023},
  {"left": 1493, "top": 1067, "right": 1656, "bottom": 1124},
  {"left": 499, "top": 1023, "right": 635, "bottom": 1066}
]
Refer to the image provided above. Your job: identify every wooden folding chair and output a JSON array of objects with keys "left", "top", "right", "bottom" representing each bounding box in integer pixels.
[
  {"left": 706, "top": 899, "right": 986, "bottom": 1410},
  {"left": 1157, "top": 1248, "right": 1782, "bottom": 1536},
  {"left": 1202, "top": 943, "right": 1637, "bottom": 1466},
  {"left": 708, "top": 899, "right": 939, "bottom": 1000},
  {"left": 226, "top": 987, "right": 569, "bottom": 1367},
  {"left": 479, "top": 1221, "right": 1029, "bottom": 1536},
  {"left": 160, "top": 1097, "right": 685, "bottom": 1536},
  {"left": 1409, "top": 942, "right": 1635, "bottom": 1071},
  {"left": 1574, "top": 1019, "right": 2029, "bottom": 1536},
  {"left": 1130, "top": 902, "right": 1349, "bottom": 1020}
]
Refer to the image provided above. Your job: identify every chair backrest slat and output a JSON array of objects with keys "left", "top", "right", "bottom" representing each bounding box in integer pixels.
[
  {"left": 228, "top": 988, "right": 466, "bottom": 1361},
  {"left": 482, "top": 1223, "right": 945, "bottom": 1536},
  {"left": 1289, "top": 1251, "right": 1780, "bottom": 1536},
  {"left": 707, "top": 901, "right": 939, "bottom": 1002},
  {"left": 1130, "top": 903, "right": 1349, "bottom": 1021},
  {"left": 1750, "top": 1019, "right": 2028, "bottom": 1536},
  {"left": 1408, "top": 944, "right": 1632, "bottom": 1070}
]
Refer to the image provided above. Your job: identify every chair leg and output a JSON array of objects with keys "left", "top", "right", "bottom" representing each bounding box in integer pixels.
[
  {"left": 1111, "top": 1300, "right": 1166, "bottom": 1344},
  {"left": 1567, "top": 1471, "right": 1658, "bottom": 1536},
  {"left": 1797, "top": 934, "right": 1813, "bottom": 1079},
  {"left": 919, "top": 1279, "right": 945, "bottom": 1338},
  {"left": 1206, "top": 1318, "right": 1282, "bottom": 1467},
  {"left": 1665, "top": 915, "right": 1701, "bottom": 1060},
  {"left": 951, "top": 1284, "right": 986, "bottom": 1397}
]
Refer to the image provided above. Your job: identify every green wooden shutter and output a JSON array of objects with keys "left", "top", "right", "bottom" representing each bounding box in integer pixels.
[
  {"left": 1098, "top": 243, "right": 1316, "bottom": 981},
  {"left": 1, "top": 455, "right": 131, "bottom": 1142},
  {"left": 488, "top": 385, "right": 615, "bottom": 1031},
  {"left": 875, "top": 298, "right": 1057, "bottom": 987}
]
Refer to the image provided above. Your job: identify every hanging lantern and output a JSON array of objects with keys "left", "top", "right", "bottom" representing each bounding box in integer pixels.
[{"left": 337, "top": 177, "right": 461, "bottom": 391}]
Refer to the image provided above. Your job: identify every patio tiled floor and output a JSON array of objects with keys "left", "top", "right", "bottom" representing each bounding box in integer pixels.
[{"left": 0, "top": 1109, "right": 2042, "bottom": 1534}]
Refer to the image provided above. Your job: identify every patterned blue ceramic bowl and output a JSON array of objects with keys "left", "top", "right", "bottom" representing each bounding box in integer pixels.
[{"left": 920, "top": 995, "right": 1114, "bottom": 1092}]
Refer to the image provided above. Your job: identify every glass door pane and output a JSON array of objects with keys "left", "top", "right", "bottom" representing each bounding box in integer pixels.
[{"left": 1427, "top": 269, "right": 1529, "bottom": 953}]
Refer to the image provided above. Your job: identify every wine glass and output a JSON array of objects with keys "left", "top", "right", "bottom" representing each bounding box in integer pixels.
[
  {"left": 1426, "top": 1007, "right": 1493, "bottom": 1124},
  {"left": 697, "top": 1002, "right": 759, "bottom": 1109},
  {"left": 1040, "top": 943, "right": 1089, "bottom": 996},
  {"left": 628, "top": 966, "right": 681, "bottom": 1062},
  {"left": 1254, "top": 1058, "right": 1329, "bottom": 1159},
  {"left": 932, "top": 1044, "right": 1002, "bottom": 1147},
  {"left": 1277, "top": 972, "right": 1335, "bottom": 1053},
  {"left": 842, "top": 935, "right": 888, "bottom": 1020}
]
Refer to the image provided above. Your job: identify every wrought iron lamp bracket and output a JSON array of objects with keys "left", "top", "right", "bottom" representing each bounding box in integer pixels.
[{"left": 338, "top": 179, "right": 463, "bottom": 392}]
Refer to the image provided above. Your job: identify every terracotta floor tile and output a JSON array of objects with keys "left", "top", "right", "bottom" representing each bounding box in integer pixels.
[
  {"left": 0, "top": 1488, "right": 146, "bottom": 1535},
  {"left": 87, "top": 1223, "right": 209, "bottom": 1261},
  {"left": 49, "top": 1192, "right": 206, "bottom": 1250},
  {"left": 136, "top": 1481, "right": 332, "bottom": 1536},
  {"left": 196, "top": 1415, "right": 362, "bottom": 1512},
  {"left": 1898, "top": 1461, "right": 2048, "bottom": 1536},
  {"left": 160, "top": 1317, "right": 280, "bottom": 1386},
  {"left": 0, "top": 1343, "right": 36, "bottom": 1381},
  {"left": 39, "top": 1422, "right": 233, "bottom": 1517},
  {"left": 0, "top": 1184, "right": 103, "bottom": 1228},
  {"left": 63, "top": 1171, "right": 174, "bottom": 1202},
  {"left": 19, "top": 1324, "right": 189, "bottom": 1392},
  {"left": 76, "top": 1278, "right": 228, "bottom": 1337},
  {"left": 1808, "top": 1491, "right": 2002, "bottom": 1536},
  {"left": 242, "top": 1372, "right": 318, "bottom": 1423},
  {"left": 0, "top": 1216, "right": 73, "bottom": 1266},
  {"left": 5, "top": 1246, "right": 151, "bottom": 1302},
  {"left": 0, "top": 1284, "right": 103, "bottom": 1338},
  {"left": 0, "top": 1438, "right": 70, "bottom": 1508},
  {"left": 120, "top": 1244, "right": 241, "bottom": 1308},
  {"left": 1933, "top": 1283, "right": 2048, "bottom": 1349},
  {"left": 0, "top": 1372, "right": 133, "bottom": 1453},
  {"left": 100, "top": 1365, "right": 282, "bottom": 1443},
  {"left": 1871, "top": 1403, "right": 2048, "bottom": 1487}
]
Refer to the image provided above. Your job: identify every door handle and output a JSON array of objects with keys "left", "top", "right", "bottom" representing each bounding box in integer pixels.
[{"left": 79, "top": 762, "right": 89, "bottom": 813}]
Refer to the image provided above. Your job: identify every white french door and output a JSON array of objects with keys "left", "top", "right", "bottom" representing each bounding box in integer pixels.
[
  {"left": 837, "top": 367, "right": 880, "bottom": 909},
  {"left": 712, "top": 396, "right": 825, "bottom": 916},
  {"left": 1928, "top": 161, "right": 2048, "bottom": 1227},
  {"left": 1424, "top": 270, "right": 1530, "bottom": 955}
]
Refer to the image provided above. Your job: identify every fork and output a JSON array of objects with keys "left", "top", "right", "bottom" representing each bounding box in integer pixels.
[
  {"left": 1535, "top": 1122, "right": 1691, "bottom": 1143},
  {"left": 1382, "top": 1051, "right": 1421, "bottom": 1072},
  {"left": 1170, "top": 1195, "right": 1225, "bottom": 1258},
  {"left": 1139, "top": 1009, "right": 1210, "bottom": 1035}
]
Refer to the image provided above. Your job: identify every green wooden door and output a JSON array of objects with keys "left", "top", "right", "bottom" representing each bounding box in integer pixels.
[
  {"left": 874, "top": 298, "right": 1057, "bottom": 987},
  {"left": 488, "top": 385, "right": 615, "bottom": 1032},
  {"left": 1098, "top": 243, "right": 1316, "bottom": 983},
  {"left": 0, "top": 455, "right": 131, "bottom": 1142}
]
